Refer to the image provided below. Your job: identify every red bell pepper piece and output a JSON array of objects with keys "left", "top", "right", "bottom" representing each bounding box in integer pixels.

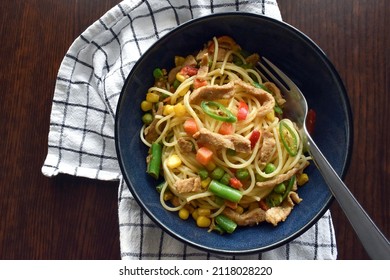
[
  {"left": 180, "top": 65, "right": 198, "bottom": 77},
  {"left": 249, "top": 129, "right": 261, "bottom": 149},
  {"left": 237, "top": 101, "right": 249, "bottom": 121},
  {"left": 229, "top": 177, "right": 243, "bottom": 189}
]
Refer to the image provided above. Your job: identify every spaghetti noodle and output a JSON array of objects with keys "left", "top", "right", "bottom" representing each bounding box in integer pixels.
[{"left": 139, "top": 36, "right": 311, "bottom": 233}]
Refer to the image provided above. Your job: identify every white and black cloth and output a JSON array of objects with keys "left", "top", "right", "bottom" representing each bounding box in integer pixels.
[{"left": 42, "top": 0, "right": 337, "bottom": 260}]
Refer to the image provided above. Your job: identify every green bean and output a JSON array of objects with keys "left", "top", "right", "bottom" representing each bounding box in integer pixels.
[
  {"left": 173, "top": 79, "right": 181, "bottom": 89},
  {"left": 215, "top": 214, "right": 237, "bottom": 234},
  {"left": 282, "top": 175, "right": 296, "bottom": 201},
  {"left": 253, "top": 82, "right": 272, "bottom": 93},
  {"left": 274, "top": 104, "right": 283, "bottom": 115},
  {"left": 147, "top": 142, "right": 162, "bottom": 179},
  {"left": 266, "top": 192, "right": 283, "bottom": 207},
  {"left": 155, "top": 181, "right": 165, "bottom": 193},
  {"left": 208, "top": 180, "right": 242, "bottom": 203},
  {"left": 212, "top": 224, "right": 226, "bottom": 235},
  {"left": 266, "top": 175, "right": 296, "bottom": 207}
]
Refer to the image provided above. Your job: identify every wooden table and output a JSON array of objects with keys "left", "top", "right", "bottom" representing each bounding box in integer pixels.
[{"left": 0, "top": 0, "right": 388, "bottom": 260}]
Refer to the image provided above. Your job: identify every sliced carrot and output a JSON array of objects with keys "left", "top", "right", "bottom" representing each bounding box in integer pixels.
[
  {"left": 183, "top": 118, "right": 198, "bottom": 136},
  {"left": 196, "top": 147, "right": 213, "bottom": 166},
  {"left": 218, "top": 122, "right": 234, "bottom": 135}
]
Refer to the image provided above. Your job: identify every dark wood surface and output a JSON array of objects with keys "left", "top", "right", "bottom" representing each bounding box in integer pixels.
[{"left": 0, "top": 0, "right": 388, "bottom": 260}]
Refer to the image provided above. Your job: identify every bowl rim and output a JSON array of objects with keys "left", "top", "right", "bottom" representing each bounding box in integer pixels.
[{"left": 115, "top": 12, "right": 353, "bottom": 255}]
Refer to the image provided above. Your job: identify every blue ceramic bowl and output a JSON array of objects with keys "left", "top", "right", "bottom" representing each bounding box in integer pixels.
[{"left": 115, "top": 13, "right": 352, "bottom": 255}]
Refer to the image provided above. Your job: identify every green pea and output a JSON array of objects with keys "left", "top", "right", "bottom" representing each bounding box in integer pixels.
[
  {"left": 220, "top": 173, "right": 231, "bottom": 185},
  {"left": 142, "top": 113, "right": 153, "bottom": 125},
  {"left": 211, "top": 167, "right": 225, "bottom": 180},
  {"left": 255, "top": 173, "right": 266, "bottom": 182},
  {"left": 264, "top": 163, "right": 276, "bottom": 174},
  {"left": 236, "top": 168, "right": 249, "bottom": 180},
  {"left": 274, "top": 183, "right": 286, "bottom": 194},
  {"left": 198, "top": 168, "right": 209, "bottom": 180},
  {"left": 153, "top": 68, "right": 164, "bottom": 79}
]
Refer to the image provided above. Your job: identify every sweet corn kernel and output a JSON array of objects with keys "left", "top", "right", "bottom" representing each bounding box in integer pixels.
[
  {"left": 197, "top": 208, "right": 211, "bottom": 217},
  {"left": 266, "top": 110, "right": 275, "bottom": 121},
  {"left": 163, "top": 104, "right": 174, "bottom": 115},
  {"left": 141, "top": 100, "right": 153, "bottom": 111},
  {"left": 173, "top": 103, "right": 187, "bottom": 117},
  {"left": 178, "top": 208, "right": 190, "bottom": 220},
  {"left": 205, "top": 161, "right": 216, "bottom": 171},
  {"left": 235, "top": 205, "right": 244, "bottom": 214},
  {"left": 146, "top": 92, "right": 160, "bottom": 103},
  {"left": 196, "top": 216, "right": 211, "bottom": 228},
  {"left": 201, "top": 177, "right": 211, "bottom": 188},
  {"left": 297, "top": 173, "right": 309, "bottom": 186},
  {"left": 191, "top": 209, "right": 199, "bottom": 220},
  {"left": 166, "top": 154, "right": 182, "bottom": 169},
  {"left": 163, "top": 191, "right": 173, "bottom": 201},
  {"left": 176, "top": 73, "right": 186, "bottom": 82}
]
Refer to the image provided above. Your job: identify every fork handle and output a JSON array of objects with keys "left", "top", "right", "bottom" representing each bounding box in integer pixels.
[{"left": 307, "top": 136, "right": 390, "bottom": 259}]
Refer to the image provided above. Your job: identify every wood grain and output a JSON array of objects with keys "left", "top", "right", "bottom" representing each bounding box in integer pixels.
[
  {"left": 278, "top": 0, "right": 390, "bottom": 259},
  {"left": 0, "top": 0, "right": 388, "bottom": 259}
]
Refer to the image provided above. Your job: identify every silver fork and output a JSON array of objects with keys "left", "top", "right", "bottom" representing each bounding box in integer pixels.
[{"left": 257, "top": 57, "right": 390, "bottom": 260}]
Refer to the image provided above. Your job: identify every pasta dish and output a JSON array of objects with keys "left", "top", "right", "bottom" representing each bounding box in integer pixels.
[{"left": 139, "top": 36, "right": 311, "bottom": 234}]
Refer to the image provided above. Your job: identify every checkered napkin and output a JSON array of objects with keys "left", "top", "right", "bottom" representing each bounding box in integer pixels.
[{"left": 42, "top": 0, "right": 337, "bottom": 260}]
